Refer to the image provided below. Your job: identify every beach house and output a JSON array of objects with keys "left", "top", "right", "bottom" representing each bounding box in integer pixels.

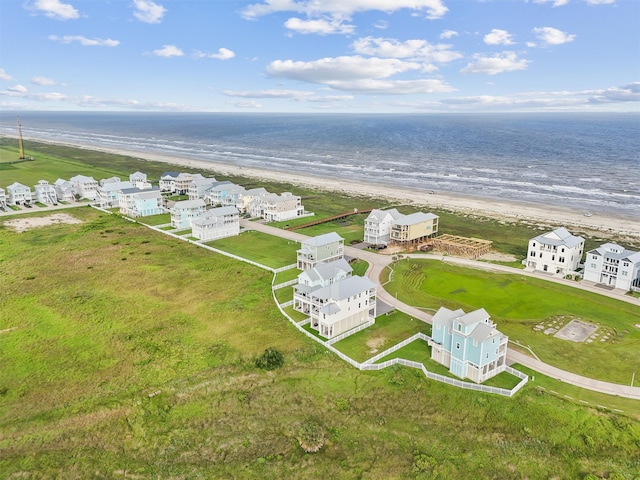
[
  {"left": 7, "top": 182, "right": 32, "bottom": 205},
  {"left": 297, "top": 232, "right": 345, "bottom": 271},
  {"left": 526, "top": 227, "right": 584, "bottom": 276},
  {"left": 303, "top": 275, "right": 377, "bottom": 339},
  {"left": 159, "top": 172, "right": 180, "bottom": 192},
  {"left": 428, "top": 307, "right": 508, "bottom": 383},
  {"left": 119, "top": 188, "right": 164, "bottom": 218},
  {"left": 293, "top": 258, "right": 353, "bottom": 315},
  {"left": 53, "top": 179, "right": 75, "bottom": 203},
  {"left": 100, "top": 176, "right": 121, "bottom": 186},
  {"left": 583, "top": 243, "right": 640, "bottom": 292},
  {"left": 364, "top": 208, "right": 403, "bottom": 246},
  {"left": 129, "top": 171, "right": 151, "bottom": 189},
  {"left": 260, "top": 192, "right": 305, "bottom": 222},
  {"left": 206, "top": 183, "right": 245, "bottom": 207},
  {"left": 238, "top": 187, "right": 270, "bottom": 214},
  {"left": 34, "top": 180, "right": 58, "bottom": 205},
  {"left": 173, "top": 173, "right": 207, "bottom": 195},
  {"left": 0, "top": 188, "right": 6, "bottom": 209},
  {"left": 69, "top": 175, "right": 99, "bottom": 200},
  {"left": 191, "top": 206, "right": 240, "bottom": 242},
  {"left": 390, "top": 212, "right": 439, "bottom": 245},
  {"left": 95, "top": 181, "right": 134, "bottom": 208},
  {"left": 188, "top": 177, "right": 219, "bottom": 201},
  {"left": 170, "top": 199, "right": 206, "bottom": 229}
]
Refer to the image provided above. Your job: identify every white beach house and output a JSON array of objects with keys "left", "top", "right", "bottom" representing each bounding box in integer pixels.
[
  {"left": 364, "top": 208, "right": 403, "bottom": 245},
  {"left": 159, "top": 172, "right": 180, "bottom": 192},
  {"left": 69, "top": 175, "right": 99, "bottom": 200},
  {"left": 297, "top": 232, "right": 345, "bottom": 271},
  {"left": 188, "top": 177, "right": 219, "bottom": 201},
  {"left": 0, "top": 188, "right": 6, "bottom": 209},
  {"left": 95, "top": 181, "right": 134, "bottom": 208},
  {"left": 129, "top": 171, "right": 152, "bottom": 189},
  {"left": 119, "top": 188, "right": 164, "bottom": 218},
  {"left": 34, "top": 180, "right": 58, "bottom": 205},
  {"left": 170, "top": 199, "right": 206, "bottom": 229},
  {"left": 260, "top": 192, "right": 305, "bottom": 222},
  {"left": 191, "top": 206, "right": 240, "bottom": 242},
  {"left": 526, "top": 227, "right": 584, "bottom": 276},
  {"left": 583, "top": 243, "right": 640, "bottom": 291},
  {"left": 7, "top": 182, "right": 32, "bottom": 205},
  {"left": 293, "top": 258, "right": 353, "bottom": 316},
  {"left": 53, "top": 179, "right": 75, "bottom": 203},
  {"left": 428, "top": 307, "right": 508, "bottom": 383}
]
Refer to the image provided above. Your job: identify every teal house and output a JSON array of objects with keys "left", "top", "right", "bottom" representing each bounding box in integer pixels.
[{"left": 428, "top": 307, "right": 508, "bottom": 383}]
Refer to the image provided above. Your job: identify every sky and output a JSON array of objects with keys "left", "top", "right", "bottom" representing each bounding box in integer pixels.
[{"left": 1, "top": 0, "right": 639, "bottom": 113}]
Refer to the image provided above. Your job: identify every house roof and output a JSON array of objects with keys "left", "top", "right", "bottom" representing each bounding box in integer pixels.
[
  {"left": 393, "top": 211, "right": 438, "bottom": 226},
  {"left": 70, "top": 175, "right": 97, "bottom": 183},
  {"left": 299, "top": 258, "right": 352, "bottom": 284},
  {"left": 432, "top": 306, "right": 466, "bottom": 330},
  {"left": 313, "top": 275, "right": 375, "bottom": 301},
  {"left": 470, "top": 322, "right": 499, "bottom": 343},
  {"left": 319, "top": 303, "right": 342, "bottom": 316},
  {"left": 7, "top": 181, "right": 30, "bottom": 190},
  {"left": 456, "top": 308, "right": 490, "bottom": 327},
  {"left": 161, "top": 171, "right": 180, "bottom": 178},
  {"left": 588, "top": 243, "right": 639, "bottom": 262},
  {"left": 366, "top": 208, "right": 402, "bottom": 222},
  {"left": 173, "top": 199, "right": 206, "bottom": 209},
  {"left": 205, "top": 206, "right": 238, "bottom": 217},
  {"left": 533, "top": 227, "right": 584, "bottom": 248},
  {"left": 100, "top": 181, "right": 134, "bottom": 192},
  {"left": 191, "top": 177, "right": 218, "bottom": 187},
  {"left": 303, "top": 232, "right": 344, "bottom": 247},
  {"left": 135, "top": 190, "right": 162, "bottom": 200}
]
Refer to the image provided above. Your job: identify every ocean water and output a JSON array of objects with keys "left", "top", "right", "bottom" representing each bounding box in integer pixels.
[{"left": 2, "top": 112, "right": 639, "bottom": 218}]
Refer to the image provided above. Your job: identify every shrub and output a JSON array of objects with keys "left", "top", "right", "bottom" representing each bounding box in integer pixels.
[
  {"left": 297, "top": 419, "right": 325, "bottom": 453},
  {"left": 254, "top": 347, "right": 284, "bottom": 371}
]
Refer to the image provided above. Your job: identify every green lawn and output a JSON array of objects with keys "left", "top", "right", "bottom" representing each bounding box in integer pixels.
[
  {"left": 138, "top": 213, "right": 171, "bottom": 226},
  {"left": 274, "top": 267, "right": 300, "bottom": 284},
  {"left": 384, "top": 258, "right": 640, "bottom": 384},
  {"left": 294, "top": 215, "right": 367, "bottom": 245},
  {"left": 333, "top": 311, "right": 431, "bottom": 363},
  {"left": 206, "top": 230, "right": 298, "bottom": 268}
]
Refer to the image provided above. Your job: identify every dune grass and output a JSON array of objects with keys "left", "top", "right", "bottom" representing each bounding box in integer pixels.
[{"left": 383, "top": 258, "right": 640, "bottom": 385}]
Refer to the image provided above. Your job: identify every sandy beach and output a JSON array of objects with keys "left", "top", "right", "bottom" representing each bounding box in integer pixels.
[{"left": 22, "top": 136, "right": 640, "bottom": 240}]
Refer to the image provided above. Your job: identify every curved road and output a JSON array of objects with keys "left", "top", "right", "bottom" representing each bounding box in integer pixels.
[{"left": 241, "top": 219, "right": 640, "bottom": 400}]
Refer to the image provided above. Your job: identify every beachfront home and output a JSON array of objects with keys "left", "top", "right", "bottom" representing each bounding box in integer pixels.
[
  {"left": 297, "top": 232, "right": 345, "bottom": 271},
  {"left": 119, "top": 188, "right": 164, "bottom": 218},
  {"left": 191, "top": 206, "right": 240, "bottom": 242},
  {"left": 293, "top": 258, "right": 353, "bottom": 315},
  {"left": 34, "top": 180, "right": 58, "bottom": 205},
  {"left": 206, "top": 183, "right": 245, "bottom": 207},
  {"left": 526, "top": 227, "right": 584, "bottom": 276},
  {"left": 170, "top": 199, "right": 206, "bottom": 229},
  {"left": 390, "top": 212, "right": 439, "bottom": 245},
  {"left": 100, "top": 176, "right": 121, "bottom": 186},
  {"left": 129, "top": 171, "right": 151, "bottom": 189},
  {"left": 260, "top": 192, "right": 305, "bottom": 222},
  {"left": 0, "top": 188, "right": 6, "bottom": 209},
  {"left": 174, "top": 173, "right": 207, "bottom": 195},
  {"left": 159, "top": 172, "right": 180, "bottom": 192},
  {"left": 305, "top": 275, "right": 377, "bottom": 339},
  {"left": 188, "top": 177, "right": 219, "bottom": 201},
  {"left": 428, "top": 307, "right": 508, "bottom": 383},
  {"left": 69, "top": 175, "right": 99, "bottom": 200},
  {"left": 238, "top": 188, "right": 270, "bottom": 214},
  {"left": 7, "top": 182, "right": 32, "bottom": 205},
  {"left": 95, "top": 181, "right": 134, "bottom": 208},
  {"left": 583, "top": 243, "right": 640, "bottom": 292},
  {"left": 53, "top": 179, "right": 75, "bottom": 203},
  {"left": 364, "top": 208, "right": 403, "bottom": 246}
]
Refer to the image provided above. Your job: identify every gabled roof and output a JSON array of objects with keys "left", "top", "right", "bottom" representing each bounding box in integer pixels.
[
  {"left": 100, "top": 181, "right": 134, "bottom": 192},
  {"left": 432, "top": 306, "right": 466, "bottom": 330},
  {"left": 588, "top": 243, "right": 639, "bottom": 262},
  {"left": 470, "top": 322, "right": 500, "bottom": 343},
  {"left": 366, "top": 208, "right": 402, "bottom": 222},
  {"left": 533, "top": 227, "right": 584, "bottom": 248},
  {"left": 7, "top": 181, "right": 30, "bottom": 190},
  {"left": 160, "top": 171, "right": 180, "bottom": 179},
  {"left": 456, "top": 308, "right": 490, "bottom": 327},
  {"left": 173, "top": 199, "right": 206, "bottom": 209},
  {"left": 302, "top": 232, "right": 344, "bottom": 248},
  {"left": 191, "top": 177, "right": 218, "bottom": 187},
  {"left": 313, "top": 275, "right": 375, "bottom": 302},
  {"left": 135, "top": 190, "right": 162, "bottom": 200},
  {"left": 70, "top": 175, "right": 97, "bottom": 183},
  {"left": 299, "top": 258, "right": 352, "bottom": 284},
  {"left": 393, "top": 212, "right": 438, "bottom": 226}
]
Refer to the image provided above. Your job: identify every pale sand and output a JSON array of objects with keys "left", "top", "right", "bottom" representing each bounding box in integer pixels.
[{"left": 24, "top": 137, "right": 640, "bottom": 239}]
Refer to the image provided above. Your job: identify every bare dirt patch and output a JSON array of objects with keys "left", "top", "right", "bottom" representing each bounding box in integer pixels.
[
  {"left": 477, "top": 252, "right": 518, "bottom": 262},
  {"left": 554, "top": 319, "right": 598, "bottom": 343},
  {"left": 366, "top": 337, "right": 386, "bottom": 354},
  {"left": 3, "top": 213, "right": 82, "bottom": 233}
]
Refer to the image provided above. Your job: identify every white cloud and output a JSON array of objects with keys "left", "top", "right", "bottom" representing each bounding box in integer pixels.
[
  {"left": 325, "top": 78, "right": 455, "bottom": 94},
  {"left": 461, "top": 51, "right": 529, "bottom": 75},
  {"left": 586, "top": 82, "right": 640, "bottom": 103},
  {"left": 241, "top": 0, "right": 448, "bottom": 21},
  {"left": 440, "top": 29, "right": 458, "bottom": 39},
  {"left": 32, "top": 0, "right": 79, "bottom": 20},
  {"left": 532, "top": 0, "right": 570, "bottom": 6},
  {"left": 585, "top": 0, "right": 615, "bottom": 4},
  {"left": 195, "top": 48, "right": 236, "bottom": 60},
  {"left": 284, "top": 17, "right": 354, "bottom": 35},
  {"left": 374, "top": 20, "right": 388, "bottom": 29},
  {"left": 8, "top": 85, "right": 29, "bottom": 93},
  {"left": 152, "top": 45, "right": 184, "bottom": 57},
  {"left": 49, "top": 35, "right": 120, "bottom": 47},
  {"left": 532, "top": 27, "right": 576, "bottom": 45},
  {"left": 0, "top": 69, "right": 13, "bottom": 81},
  {"left": 266, "top": 56, "right": 422, "bottom": 83},
  {"left": 352, "top": 37, "right": 462, "bottom": 65},
  {"left": 133, "top": 0, "right": 166, "bottom": 24},
  {"left": 31, "top": 76, "right": 61, "bottom": 86},
  {"left": 484, "top": 29, "right": 515, "bottom": 46},
  {"left": 231, "top": 100, "right": 263, "bottom": 108},
  {"left": 222, "top": 89, "right": 353, "bottom": 102}
]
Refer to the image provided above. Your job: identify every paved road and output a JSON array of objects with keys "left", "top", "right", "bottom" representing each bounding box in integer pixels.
[{"left": 241, "top": 219, "right": 640, "bottom": 400}]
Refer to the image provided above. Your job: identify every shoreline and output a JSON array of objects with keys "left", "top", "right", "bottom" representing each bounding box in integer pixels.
[{"left": 19, "top": 135, "right": 640, "bottom": 239}]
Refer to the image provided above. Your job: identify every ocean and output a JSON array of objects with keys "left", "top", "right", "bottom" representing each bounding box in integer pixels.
[{"left": 2, "top": 112, "right": 639, "bottom": 219}]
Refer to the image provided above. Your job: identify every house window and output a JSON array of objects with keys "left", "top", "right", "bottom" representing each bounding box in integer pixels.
[
  {"left": 559, "top": 257, "right": 565, "bottom": 263},
  {"left": 623, "top": 262, "right": 629, "bottom": 267},
  {"left": 552, "top": 255, "right": 555, "bottom": 261},
  {"left": 486, "top": 353, "right": 489, "bottom": 359},
  {"left": 456, "top": 342, "right": 461, "bottom": 350},
  {"left": 457, "top": 324, "right": 462, "bottom": 332},
  {"left": 436, "top": 323, "right": 441, "bottom": 330},
  {"left": 530, "top": 251, "right": 535, "bottom": 257},
  {"left": 532, "top": 242, "right": 536, "bottom": 247},
  {"left": 622, "top": 271, "right": 628, "bottom": 276},
  {"left": 590, "top": 263, "right": 597, "bottom": 269}
]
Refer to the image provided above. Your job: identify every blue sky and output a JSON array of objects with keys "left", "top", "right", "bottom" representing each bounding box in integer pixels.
[{"left": 1, "top": 0, "right": 639, "bottom": 113}]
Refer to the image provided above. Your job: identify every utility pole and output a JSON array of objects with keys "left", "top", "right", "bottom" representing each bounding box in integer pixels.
[{"left": 17, "top": 116, "right": 25, "bottom": 160}]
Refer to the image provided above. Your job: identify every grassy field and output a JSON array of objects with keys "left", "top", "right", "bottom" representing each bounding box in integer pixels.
[
  {"left": 206, "top": 230, "right": 298, "bottom": 269},
  {"left": 1, "top": 209, "right": 639, "bottom": 478},
  {"left": 383, "top": 258, "right": 640, "bottom": 385}
]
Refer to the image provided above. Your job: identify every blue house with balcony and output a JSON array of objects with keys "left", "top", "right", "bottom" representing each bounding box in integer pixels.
[{"left": 428, "top": 307, "right": 508, "bottom": 383}]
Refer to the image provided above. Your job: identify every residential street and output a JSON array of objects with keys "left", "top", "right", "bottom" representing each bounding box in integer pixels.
[{"left": 240, "top": 219, "right": 640, "bottom": 400}]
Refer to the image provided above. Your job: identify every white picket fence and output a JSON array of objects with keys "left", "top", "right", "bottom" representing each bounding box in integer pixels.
[{"left": 272, "top": 279, "right": 298, "bottom": 290}]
